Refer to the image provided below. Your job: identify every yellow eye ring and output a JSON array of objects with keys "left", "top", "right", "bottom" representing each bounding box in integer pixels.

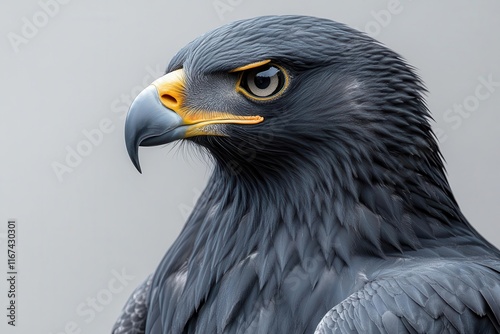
[{"left": 235, "top": 63, "right": 290, "bottom": 102}]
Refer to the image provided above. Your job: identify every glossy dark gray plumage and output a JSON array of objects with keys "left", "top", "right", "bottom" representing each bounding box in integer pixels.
[{"left": 114, "top": 15, "right": 500, "bottom": 334}]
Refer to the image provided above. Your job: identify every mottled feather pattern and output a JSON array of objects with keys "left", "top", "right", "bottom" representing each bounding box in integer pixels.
[
  {"left": 315, "top": 261, "right": 500, "bottom": 333},
  {"left": 112, "top": 275, "right": 152, "bottom": 334}
]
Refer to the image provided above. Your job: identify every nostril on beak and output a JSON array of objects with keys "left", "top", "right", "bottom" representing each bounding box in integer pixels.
[{"left": 161, "top": 94, "right": 179, "bottom": 108}]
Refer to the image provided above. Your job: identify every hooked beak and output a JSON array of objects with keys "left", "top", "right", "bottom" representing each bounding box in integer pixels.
[{"left": 124, "top": 69, "right": 263, "bottom": 173}]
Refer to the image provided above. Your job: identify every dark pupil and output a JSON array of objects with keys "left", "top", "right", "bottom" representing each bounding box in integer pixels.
[
  {"left": 252, "top": 66, "right": 279, "bottom": 90},
  {"left": 254, "top": 74, "right": 271, "bottom": 89}
]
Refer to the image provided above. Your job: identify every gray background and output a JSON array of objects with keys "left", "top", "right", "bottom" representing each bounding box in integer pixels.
[{"left": 1, "top": 0, "right": 499, "bottom": 333}]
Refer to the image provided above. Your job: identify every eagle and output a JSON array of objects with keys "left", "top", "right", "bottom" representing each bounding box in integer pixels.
[{"left": 114, "top": 15, "right": 500, "bottom": 333}]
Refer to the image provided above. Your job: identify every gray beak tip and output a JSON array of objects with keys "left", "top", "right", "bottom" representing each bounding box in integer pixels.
[
  {"left": 124, "top": 118, "right": 143, "bottom": 174},
  {"left": 124, "top": 85, "right": 184, "bottom": 173},
  {"left": 131, "top": 151, "right": 143, "bottom": 174}
]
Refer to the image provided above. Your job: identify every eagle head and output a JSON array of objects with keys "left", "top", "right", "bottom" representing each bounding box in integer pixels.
[{"left": 125, "top": 15, "right": 439, "bottom": 188}]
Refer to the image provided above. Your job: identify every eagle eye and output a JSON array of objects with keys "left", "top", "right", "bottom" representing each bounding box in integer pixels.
[{"left": 237, "top": 64, "right": 289, "bottom": 101}]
